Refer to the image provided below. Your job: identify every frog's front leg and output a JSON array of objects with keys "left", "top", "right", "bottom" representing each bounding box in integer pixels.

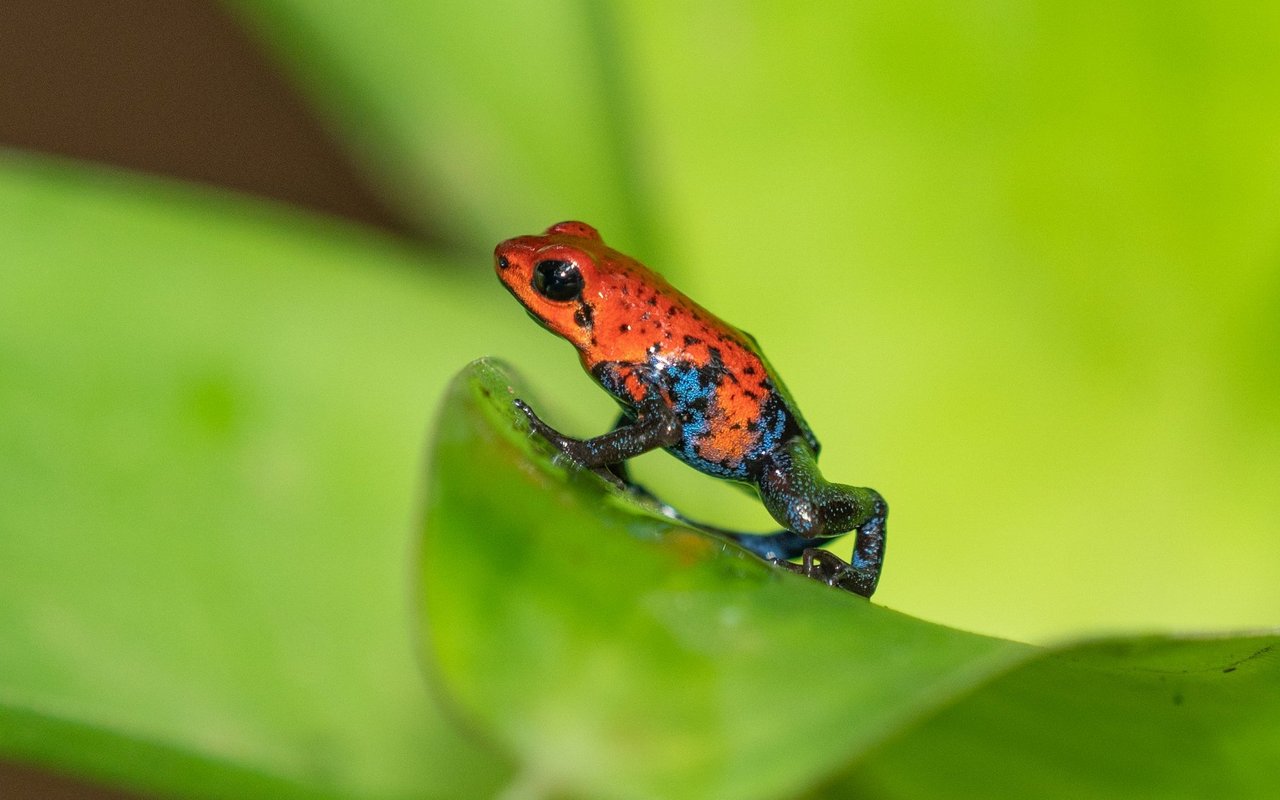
[
  {"left": 514, "top": 394, "right": 681, "bottom": 488},
  {"left": 755, "top": 437, "right": 887, "bottom": 597},
  {"left": 602, "top": 412, "right": 637, "bottom": 487}
]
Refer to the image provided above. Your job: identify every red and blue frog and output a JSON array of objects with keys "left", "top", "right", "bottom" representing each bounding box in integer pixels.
[{"left": 495, "top": 221, "right": 887, "bottom": 597}]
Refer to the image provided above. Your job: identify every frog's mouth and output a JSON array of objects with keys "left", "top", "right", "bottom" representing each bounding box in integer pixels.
[
  {"left": 496, "top": 275, "right": 556, "bottom": 335},
  {"left": 525, "top": 307, "right": 556, "bottom": 335}
]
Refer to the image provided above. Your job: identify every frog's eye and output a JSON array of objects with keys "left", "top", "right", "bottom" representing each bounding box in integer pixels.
[{"left": 532, "top": 259, "right": 584, "bottom": 302}]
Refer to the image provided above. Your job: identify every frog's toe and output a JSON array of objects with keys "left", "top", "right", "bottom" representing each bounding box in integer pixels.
[
  {"left": 587, "top": 463, "right": 628, "bottom": 490},
  {"left": 782, "top": 548, "right": 877, "bottom": 598}
]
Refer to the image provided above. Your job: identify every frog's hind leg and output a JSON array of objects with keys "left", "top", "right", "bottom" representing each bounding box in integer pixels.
[
  {"left": 718, "top": 529, "right": 813, "bottom": 560},
  {"left": 643, "top": 506, "right": 828, "bottom": 572},
  {"left": 755, "top": 437, "right": 888, "bottom": 597},
  {"left": 692, "top": 521, "right": 886, "bottom": 598},
  {"left": 591, "top": 414, "right": 888, "bottom": 598}
]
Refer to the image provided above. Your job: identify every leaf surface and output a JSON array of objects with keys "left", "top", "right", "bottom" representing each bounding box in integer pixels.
[
  {"left": 419, "top": 359, "right": 1279, "bottom": 799},
  {"left": 0, "top": 156, "right": 511, "bottom": 799}
]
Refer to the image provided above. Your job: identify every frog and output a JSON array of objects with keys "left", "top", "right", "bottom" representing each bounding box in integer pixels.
[{"left": 494, "top": 221, "right": 887, "bottom": 597}]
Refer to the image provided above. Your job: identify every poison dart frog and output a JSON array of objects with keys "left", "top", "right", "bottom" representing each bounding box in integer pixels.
[{"left": 495, "top": 221, "right": 887, "bottom": 597}]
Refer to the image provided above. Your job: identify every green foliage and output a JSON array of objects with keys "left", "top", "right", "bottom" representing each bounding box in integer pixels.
[
  {"left": 421, "top": 360, "right": 1279, "bottom": 799},
  {"left": 233, "top": 0, "right": 1280, "bottom": 643},
  {"left": 0, "top": 161, "right": 509, "bottom": 798},
  {"left": 3, "top": 1, "right": 1279, "bottom": 797}
]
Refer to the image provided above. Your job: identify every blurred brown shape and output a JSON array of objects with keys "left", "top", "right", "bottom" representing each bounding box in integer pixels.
[
  {"left": 0, "top": 759, "right": 149, "bottom": 800},
  {"left": 0, "top": 0, "right": 419, "bottom": 239}
]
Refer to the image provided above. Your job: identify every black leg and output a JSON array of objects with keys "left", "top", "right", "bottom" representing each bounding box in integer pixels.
[
  {"left": 755, "top": 437, "right": 887, "bottom": 598},
  {"left": 514, "top": 395, "right": 680, "bottom": 488},
  {"left": 774, "top": 548, "right": 881, "bottom": 596},
  {"left": 604, "top": 412, "right": 635, "bottom": 486},
  {"left": 719, "top": 528, "right": 813, "bottom": 560}
]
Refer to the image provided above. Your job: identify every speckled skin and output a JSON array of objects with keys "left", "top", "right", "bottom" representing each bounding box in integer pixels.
[{"left": 495, "top": 221, "right": 887, "bottom": 596}]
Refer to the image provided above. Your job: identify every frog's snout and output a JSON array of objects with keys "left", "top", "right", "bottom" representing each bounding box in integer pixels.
[{"left": 493, "top": 235, "right": 543, "bottom": 274}]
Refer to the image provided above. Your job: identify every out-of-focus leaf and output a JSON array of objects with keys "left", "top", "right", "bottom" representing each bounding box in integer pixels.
[
  {"left": 419, "top": 359, "right": 1026, "bottom": 799},
  {"left": 0, "top": 155, "right": 512, "bottom": 798},
  {"left": 418, "top": 359, "right": 1279, "bottom": 799},
  {"left": 231, "top": 1, "right": 657, "bottom": 253},
  {"left": 825, "top": 636, "right": 1280, "bottom": 799}
]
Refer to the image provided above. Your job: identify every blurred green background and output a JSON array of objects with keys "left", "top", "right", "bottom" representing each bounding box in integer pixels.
[
  {"left": 2, "top": 1, "right": 1278, "bottom": 797},
  {"left": 230, "top": 0, "right": 1280, "bottom": 641}
]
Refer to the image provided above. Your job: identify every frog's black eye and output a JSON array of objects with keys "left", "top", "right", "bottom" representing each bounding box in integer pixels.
[{"left": 532, "top": 259, "right": 584, "bottom": 302}]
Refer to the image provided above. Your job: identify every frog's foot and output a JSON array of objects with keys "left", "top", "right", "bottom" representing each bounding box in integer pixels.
[
  {"left": 614, "top": 475, "right": 674, "bottom": 510},
  {"left": 724, "top": 529, "right": 813, "bottom": 561},
  {"left": 513, "top": 399, "right": 626, "bottom": 489},
  {"left": 773, "top": 548, "right": 878, "bottom": 598}
]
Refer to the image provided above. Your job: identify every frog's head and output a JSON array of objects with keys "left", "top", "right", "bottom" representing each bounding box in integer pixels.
[{"left": 495, "top": 221, "right": 608, "bottom": 349}]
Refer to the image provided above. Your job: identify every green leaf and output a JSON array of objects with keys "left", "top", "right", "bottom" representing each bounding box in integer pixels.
[
  {"left": 419, "top": 359, "right": 1280, "bottom": 799},
  {"left": 0, "top": 155, "right": 513, "bottom": 798},
  {"left": 232, "top": 1, "right": 657, "bottom": 252},
  {"left": 825, "top": 636, "right": 1280, "bottom": 799}
]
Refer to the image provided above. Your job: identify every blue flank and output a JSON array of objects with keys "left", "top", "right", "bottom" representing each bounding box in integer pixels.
[
  {"left": 595, "top": 358, "right": 795, "bottom": 482},
  {"left": 755, "top": 397, "right": 788, "bottom": 459},
  {"left": 662, "top": 361, "right": 784, "bottom": 481}
]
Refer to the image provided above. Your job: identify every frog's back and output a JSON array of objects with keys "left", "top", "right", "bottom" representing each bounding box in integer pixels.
[
  {"left": 736, "top": 330, "right": 821, "bottom": 455},
  {"left": 660, "top": 322, "right": 819, "bottom": 480},
  {"left": 582, "top": 251, "right": 820, "bottom": 479}
]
